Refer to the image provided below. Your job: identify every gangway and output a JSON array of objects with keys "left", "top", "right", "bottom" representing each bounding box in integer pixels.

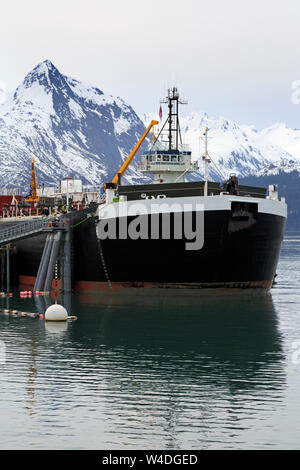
[{"left": 0, "top": 218, "right": 54, "bottom": 246}]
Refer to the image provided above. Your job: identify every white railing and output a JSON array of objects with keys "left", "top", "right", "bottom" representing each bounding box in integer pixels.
[{"left": 0, "top": 217, "right": 54, "bottom": 245}]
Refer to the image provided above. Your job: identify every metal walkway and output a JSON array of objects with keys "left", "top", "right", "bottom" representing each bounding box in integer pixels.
[
  {"left": 0, "top": 218, "right": 53, "bottom": 246},
  {"left": 0, "top": 205, "right": 98, "bottom": 246}
]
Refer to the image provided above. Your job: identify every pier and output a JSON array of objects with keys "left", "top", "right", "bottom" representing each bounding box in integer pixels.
[{"left": 0, "top": 207, "right": 96, "bottom": 295}]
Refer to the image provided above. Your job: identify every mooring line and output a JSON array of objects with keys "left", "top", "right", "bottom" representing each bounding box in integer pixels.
[{"left": 97, "top": 238, "right": 112, "bottom": 289}]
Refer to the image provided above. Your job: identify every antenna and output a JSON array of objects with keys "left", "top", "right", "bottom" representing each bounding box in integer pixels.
[
  {"left": 200, "top": 127, "right": 212, "bottom": 196},
  {"left": 199, "top": 128, "right": 226, "bottom": 187},
  {"left": 160, "top": 87, "right": 187, "bottom": 151}
]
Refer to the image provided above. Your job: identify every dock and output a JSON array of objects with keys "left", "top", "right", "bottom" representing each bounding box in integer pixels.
[{"left": 0, "top": 207, "right": 96, "bottom": 295}]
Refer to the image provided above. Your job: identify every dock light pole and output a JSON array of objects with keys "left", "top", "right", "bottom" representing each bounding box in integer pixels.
[
  {"left": 66, "top": 180, "right": 69, "bottom": 212},
  {"left": 6, "top": 244, "right": 10, "bottom": 294}
]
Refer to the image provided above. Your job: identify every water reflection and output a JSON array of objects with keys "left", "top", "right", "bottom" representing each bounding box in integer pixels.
[
  {"left": 74, "top": 290, "right": 283, "bottom": 367},
  {"left": 25, "top": 342, "right": 38, "bottom": 416},
  {"left": 71, "top": 291, "right": 285, "bottom": 448},
  {"left": 0, "top": 290, "right": 287, "bottom": 449}
]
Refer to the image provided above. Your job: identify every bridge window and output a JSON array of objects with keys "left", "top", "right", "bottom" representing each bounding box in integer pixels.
[{"left": 163, "top": 155, "right": 169, "bottom": 162}]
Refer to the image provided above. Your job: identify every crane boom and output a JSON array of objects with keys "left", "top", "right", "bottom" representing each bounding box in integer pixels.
[
  {"left": 25, "top": 157, "right": 40, "bottom": 202},
  {"left": 106, "top": 120, "right": 158, "bottom": 189}
]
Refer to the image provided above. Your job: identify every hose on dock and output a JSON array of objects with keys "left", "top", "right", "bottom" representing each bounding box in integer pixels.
[
  {"left": 33, "top": 224, "right": 71, "bottom": 295},
  {"left": 34, "top": 233, "right": 53, "bottom": 293}
]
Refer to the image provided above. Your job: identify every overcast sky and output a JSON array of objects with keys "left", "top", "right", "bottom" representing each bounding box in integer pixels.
[{"left": 1, "top": 0, "right": 300, "bottom": 128}]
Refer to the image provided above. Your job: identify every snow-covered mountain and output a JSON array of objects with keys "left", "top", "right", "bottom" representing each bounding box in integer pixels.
[
  {"left": 253, "top": 158, "right": 300, "bottom": 177},
  {"left": 141, "top": 112, "right": 300, "bottom": 181},
  {"left": 1, "top": 60, "right": 300, "bottom": 193},
  {"left": 0, "top": 60, "right": 149, "bottom": 191},
  {"left": 261, "top": 123, "right": 300, "bottom": 159}
]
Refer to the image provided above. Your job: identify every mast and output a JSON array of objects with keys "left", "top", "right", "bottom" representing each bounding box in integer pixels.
[
  {"left": 160, "top": 87, "right": 187, "bottom": 151},
  {"left": 140, "top": 88, "right": 195, "bottom": 184},
  {"left": 201, "top": 128, "right": 211, "bottom": 196}
]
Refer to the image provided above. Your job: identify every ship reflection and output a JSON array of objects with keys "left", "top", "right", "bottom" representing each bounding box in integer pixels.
[
  {"left": 74, "top": 290, "right": 284, "bottom": 368},
  {"left": 72, "top": 290, "right": 285, "bottom": 445}
]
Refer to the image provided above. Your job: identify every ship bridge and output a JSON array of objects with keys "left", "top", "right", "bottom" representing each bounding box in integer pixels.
[
  {"left": 139, "top": 141, "right": 196, "bottom": 183},
  {"left": 138, "top": 87, "right": 199, "bottom": 183}
]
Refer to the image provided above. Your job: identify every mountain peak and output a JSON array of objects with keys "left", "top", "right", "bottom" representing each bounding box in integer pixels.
[
  {"left": 13, "top": 60, "right": 70, "bottom": 108},
  {"left": 22, "top": 59, "right": 61, "bottom": 86},
  {"left": 0, "top": 61, "right": 146, "bottom": 189},
  {"left": 34, "top": 59, "right": 57, "bottom": 74}
]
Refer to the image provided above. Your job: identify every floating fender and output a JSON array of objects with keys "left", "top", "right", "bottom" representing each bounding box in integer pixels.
[{"left": 45, "top": 304, "right": 68, "bottom": 322}]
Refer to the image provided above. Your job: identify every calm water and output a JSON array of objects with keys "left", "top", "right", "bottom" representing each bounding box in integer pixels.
[{"left": 0, "top": 234, "right": 300, "bottom": 449}]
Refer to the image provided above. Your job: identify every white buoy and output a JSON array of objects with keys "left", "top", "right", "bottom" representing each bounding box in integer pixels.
[{"left": 45, "top": 304, "right": 68, "bottom": 322}]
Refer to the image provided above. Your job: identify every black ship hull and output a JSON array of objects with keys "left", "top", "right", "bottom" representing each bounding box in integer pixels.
[{"left": 14, "top": 199, "right": 286, "bottom": 291}]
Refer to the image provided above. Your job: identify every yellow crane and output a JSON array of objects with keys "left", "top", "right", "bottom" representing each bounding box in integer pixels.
[
  {"left": 25, "top": 157, "right": 40, "bottom": 202},
  {"left": 104, "top": 120, "right": 158, "bottom": 190}
]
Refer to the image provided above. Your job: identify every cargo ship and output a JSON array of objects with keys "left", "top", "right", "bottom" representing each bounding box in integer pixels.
[
  {"left": 92, "top": 88, "right": 287, "bottom": 290},
  {"left": 8, "top": 88, "right": 287, "bottom": 291}
]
